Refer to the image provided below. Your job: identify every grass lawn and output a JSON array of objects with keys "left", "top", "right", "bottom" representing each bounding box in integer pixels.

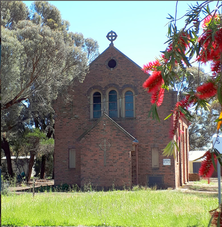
[{"left": 2, "top": 189, "right": 218, "bottom": 227}]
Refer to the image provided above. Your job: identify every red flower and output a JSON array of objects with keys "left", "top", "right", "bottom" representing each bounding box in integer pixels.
[
  {"left": 177, "top": 95, "right": 191, "bottom": 109},
  {"left": 211, "top": 60, "right": 221, "bottom": 74},
  {"left": 169, "top": 111, "right": 180, "bottom": 139},
  {"left": 215, "top": 28, "right": 222, "bottom": 52},
  {"left": 143, "top": 71, "right": 163, "bottom": 93},
  {"left": 199, "top": 151, "right": 217, "bottom": 178},
  {"left": 151, "top": 87, "right": 165, "bottom": 107},
  {"left": 196, "top": 82, "right": 217, "bottom": 99},
  {"left": 198, "top": 28, "right": 222, "bottom": 64},
  {"left": 178, "top": 32, "right": 189, "bottom": 49},
  {"left": 169, "top": 95, "right": 195, "bottom": 138},
  {"left": 143, "top": 60, "right": 161, "bottom": 73},
  {"left": 202, "top": 14, "right": 220, "bottom": 28}
]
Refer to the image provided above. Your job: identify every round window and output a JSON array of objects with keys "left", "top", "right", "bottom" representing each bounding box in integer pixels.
[{"left": 108, "top": 59, "right": 116, "bottom": 69}]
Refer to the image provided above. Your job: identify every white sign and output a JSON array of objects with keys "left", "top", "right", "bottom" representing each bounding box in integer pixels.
[
  {"left": 163, "top": 159, "right": 171, "bottom": 166},
  {"left": 212, "top": 134, "right": 222, "bottom": 154}
]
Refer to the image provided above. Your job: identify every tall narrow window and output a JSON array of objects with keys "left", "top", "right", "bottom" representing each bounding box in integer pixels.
[
  {"left": 152, "top": 148, "right": 159, "bottom": 168},
  {"left": 125, "top": 91, "right": 134, "bottom": 117},
  {"left": 69, "top": 149, "right": 76, "bottom": 168},
  {"left": 93, "top": 92, "right": 101, "bottom": 118},
  {"left": 109, "top": 90, "right": 118, "bottom": 118}
]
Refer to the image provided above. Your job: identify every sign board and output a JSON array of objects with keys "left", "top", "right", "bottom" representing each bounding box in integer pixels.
[
  {"left": 163, "top": 159, "right": 171, "bottom": 166},
  {"left": 212, "top": 134, "right": 222, "bottom": 154}
]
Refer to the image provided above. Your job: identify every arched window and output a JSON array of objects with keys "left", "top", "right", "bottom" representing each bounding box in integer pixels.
[
  {"left": 109, "top": 90, "right": 118, "bottom": 118},
  {"left": 125, "top": 91, "right": 134, "bottom": 117},
  {"left": 93, "top": 92, "right": 101, "bottom": 118}
]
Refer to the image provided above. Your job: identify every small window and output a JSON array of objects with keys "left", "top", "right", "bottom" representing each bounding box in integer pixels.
[
  {"left": 152, "top": 148, "right": 159, "bottom": 168},
  {"left": 108, "top": 59, "right": 116, "bottom": 68},
  {"left": 109, "top": 90, "right": 118, "bottom": 118},
  {"left": 125, "top": 91, "right": 134, "bottom": 117},
  {"left": 93, "top": 92, "right": 101, "bottom": 118},
  {"left": 69, "top": 149, "right": 76, "bottom": 168}
]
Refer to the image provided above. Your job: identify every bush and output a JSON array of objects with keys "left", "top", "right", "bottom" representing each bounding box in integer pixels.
[{"left": 1, "top": 176, "right": 10, "bottom": 195}]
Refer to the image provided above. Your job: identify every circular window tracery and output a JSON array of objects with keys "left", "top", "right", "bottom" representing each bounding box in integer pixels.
[{"left": 108, "top": 59, "right": 117, "bottom": 69}]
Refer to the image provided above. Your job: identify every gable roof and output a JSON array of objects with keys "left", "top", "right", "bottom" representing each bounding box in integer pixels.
[
  {"left": 89, "top": 44, "right": 142, "bottom": 70},
  {"left": 189, "top": 150, "right": 207, "bottom": 162},
  {"left": 77, "top": 113, "right": 137, "bottom": 142}
]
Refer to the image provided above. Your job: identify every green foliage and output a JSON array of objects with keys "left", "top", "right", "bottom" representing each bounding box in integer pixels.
[
  {"left": 163, "top": 140, "right": 179, "bottom": 158},
  {"left": 1, "top": 1, "right": 99, "bottom": 176},
  {"left": 25, "top": 128, "right": 46, "bottom": 140},
  {"left": 1, "top": 0, "right": 99, "bottom": 126},
  {"left": 148, "top": 104, "right": 160, "bottom": 122},
  {"left": 189, "top": 108, "right": 218, "bottom": 150},
  {"left": 40, "top": 138, "right": 54, "bottom": 145},
  {"left": 1, "top": 1, "right": 29, "bottom": 29}
]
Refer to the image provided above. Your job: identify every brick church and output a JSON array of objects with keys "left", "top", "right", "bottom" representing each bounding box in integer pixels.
[{"left": 53, "top": 31, "right": 189, "bottom": 189}]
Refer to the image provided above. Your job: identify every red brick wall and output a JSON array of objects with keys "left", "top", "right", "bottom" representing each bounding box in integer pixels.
[
  {"left": 53, "top": 45, "right": 188, "bottom": 188},
  {"left": 78, "top": 117, "right": 132, "bottom": 188}
]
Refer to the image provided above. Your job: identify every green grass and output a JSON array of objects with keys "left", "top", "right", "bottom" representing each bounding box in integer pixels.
[
  {"left": 2, "top": 190, "right": 218, "bottom": 226},
  {"left": 193, "top": 179, "right": 217, "bottom": 185}
]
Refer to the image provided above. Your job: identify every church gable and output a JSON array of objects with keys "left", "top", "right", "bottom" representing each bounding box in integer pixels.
[
  {"left": 77, "top": 113, "right": 136, "bottom": 142},
  {"left": 78, "top": 114, "right": 133, "bottom": 188}
]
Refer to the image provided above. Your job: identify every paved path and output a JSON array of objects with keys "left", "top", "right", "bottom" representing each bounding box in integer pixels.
[{"left": 9, "top": 179, "right": 54, "bottom": 193}]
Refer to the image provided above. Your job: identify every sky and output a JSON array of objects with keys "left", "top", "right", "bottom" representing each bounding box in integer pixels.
[{"left": 24, "top": 1, "right": 215, "bottom": 72}]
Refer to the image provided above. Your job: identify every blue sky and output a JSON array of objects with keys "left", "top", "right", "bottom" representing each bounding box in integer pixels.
[{"left": 24, "top": 1, "right": 214, "bottom": 72}]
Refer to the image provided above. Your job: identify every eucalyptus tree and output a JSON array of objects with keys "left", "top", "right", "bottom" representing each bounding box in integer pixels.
[{"left": 1, "top": 1, "right": 99, "bottom": 178}]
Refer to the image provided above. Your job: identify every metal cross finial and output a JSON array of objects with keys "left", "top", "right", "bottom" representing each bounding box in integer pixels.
[{"left": 106, "top": 31, "right": 117, "bottom": 46}]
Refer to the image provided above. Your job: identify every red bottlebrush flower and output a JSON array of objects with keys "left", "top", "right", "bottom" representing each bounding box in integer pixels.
[
  {"left": 169, "top": 111, "right": 180, "bottom": 139},
  {"left": 143, "top": 71, "right": 163, "bottom": 93},
  {"left": 151, "top": 87, "right": 165, "bottom": 107},
  {"left": 211, "top": 60, "right": 221, "bottom": 74},
  {"left": 211, "top": 210, "right": 222, "bottom": 226},
  {"left": 142, "top": 60, "right": 161, "bottom": 73},
  {"left": 196, "top": 82, "right": 217, "bottom": 99},
  {"left": 198, "top": 28, "right": 222, "bottom": 63},
  {"left": 202, "top": 14, "right": 220, "bottom": 28},
  {"left": 215, "top": 28, "right": 222, "bottom": 52},
  {"left": 167, "top": 43, "right": 173, "bottom": 53},
  {"left": 199, "top": 151, "right": 217, "bottom": 178},
  {"left": 178, "top": 95, "right": 190, "bottom": 109},
  {"left": 202, "top": 15, "right": 213, "bottom": 28},
  {"left": 169, "top": 95, "right": 194, "bottom": 139},
  {"left": 178, "top": 32, "right": 189, "bottom": 49}
]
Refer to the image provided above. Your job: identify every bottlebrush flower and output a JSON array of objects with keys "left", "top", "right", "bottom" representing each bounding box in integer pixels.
[
  {"left": 143, "top": 60, "right": 161, "bottom": 73},
  {"left": 169, "top": 95, "right": 194, "bottom": 138},
  {"left": 198, "top": 28, "right": 222, "bottom": 63},
  {"left": 215, "top": 28, "right": 222, "bottom": 52},
  {"left": 211, "top": 210, "right": 222, "bottom": 226},
  {"left": 199, "top": 151, "right": 217, "bottom": 178},
  {"left": 196, "top": 82, "right": 217, "bottom": 99},
  {"left": 151, "top": 87, "right": 165, "bottom": 107},
  {"left": 178, "top": 32, "right": 189, "bottom": 49},
  {"left": 177, "top": 95, "right": 195, "bottom": 109},
  {"left": 211, "top": 60, "right": 221, "bottom": 74},
  {"left": 143, "top": 71, "right": 163, "bottom": 93},
  {"left": 169, "top": 111, "right": 180, "bottom": 139},
  {"left": 202, "top": 14, "right": 220, "bottom": 28}
]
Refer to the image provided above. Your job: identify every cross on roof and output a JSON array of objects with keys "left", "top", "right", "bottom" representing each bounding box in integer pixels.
[{"left": 106, "top": 31, "right": 117, "bottom": 46}]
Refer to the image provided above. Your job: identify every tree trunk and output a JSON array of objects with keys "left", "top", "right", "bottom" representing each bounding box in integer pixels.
[
  {"left": 27, "top": 151, "right": 35, "bottom": 182},
  {"left": 40, "top": 155, "right": 46, "bottom": 179},
  {"left": 1, "top": 138, "right": 14, "bottom": 178}
]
